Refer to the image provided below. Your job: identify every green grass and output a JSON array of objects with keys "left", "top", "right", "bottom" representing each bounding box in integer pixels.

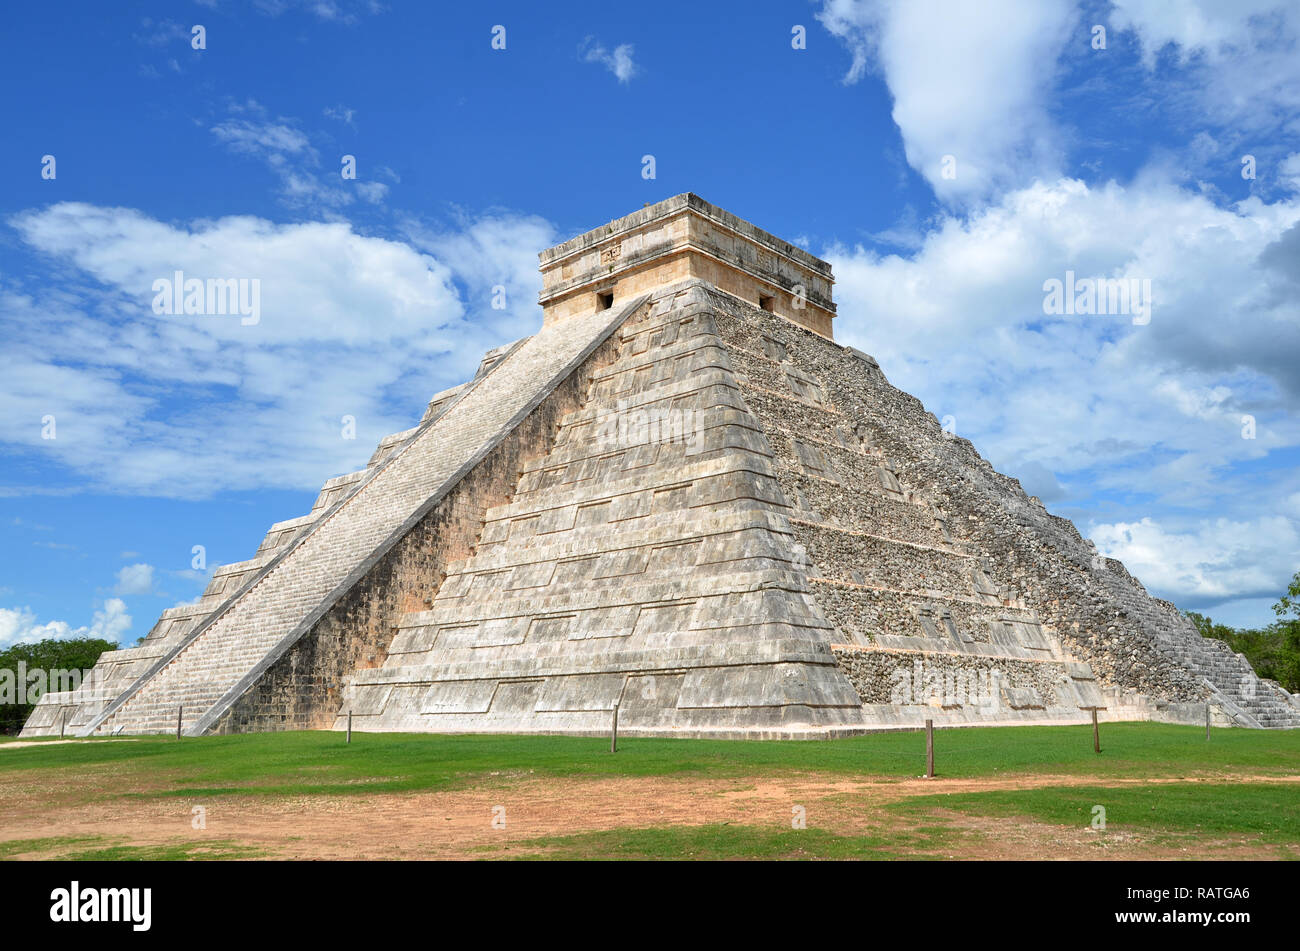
[
  {"left": 482, "top": 782, "right": 1300, "bottom": 860},
  {"left": 891, "top": 782, "right": 1300, "bottom": 845},
  {"left": 0, "top": 722, "right": 1296, "bottom": 801},
  {"left": 0, "top": 835, "right": 104, "bottom": 859},
  {"left": 0, "top": 835, "right": 262, "bottom": 861},
  {"left": 2, "top": 724, "right": 1297, "bottom": 860},
  {"left": 485, "top": 822, "right": 964, "bottom": 860},
  {"left": 59, "top": 839, "right": 264, "bottom": 860}
]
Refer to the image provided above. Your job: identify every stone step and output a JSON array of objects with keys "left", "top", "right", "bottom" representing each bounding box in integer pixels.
[{"left": 83, "top": 296, "right": 646, "bottom": 737}]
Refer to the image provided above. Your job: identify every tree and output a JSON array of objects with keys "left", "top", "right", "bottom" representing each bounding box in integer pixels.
[
  {"left": 1271, "top": 570, "right": 1300, "bottom": 692},
  {"left": 1186, "top": 611, "right": 1236, "bottom": 643},
  {"left": 0, "top": 637, "right": 116, "bottom": 735}
]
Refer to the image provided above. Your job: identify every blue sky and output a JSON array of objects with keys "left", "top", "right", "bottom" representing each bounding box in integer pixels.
[{"left": 1, "top": 0, "right": 1298, "bottom": 647}]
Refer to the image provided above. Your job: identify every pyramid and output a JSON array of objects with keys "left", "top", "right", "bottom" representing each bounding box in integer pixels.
[{"left": 22, "top": 194, "right": 1300, "bottom": 738}]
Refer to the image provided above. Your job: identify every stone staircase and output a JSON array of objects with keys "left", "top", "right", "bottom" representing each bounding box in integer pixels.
[
  {"left": 1153, "top": 620, "right": 1300, "bottom": 728},
  {"left": 19, "top": 352, "right": 513, "bottom": 737},
  {"left": 76, "top": 301, "right": 639, "bottom": 736},
  {"left": 1095, "top": 564, "right": 1300, "bottom": 727}
]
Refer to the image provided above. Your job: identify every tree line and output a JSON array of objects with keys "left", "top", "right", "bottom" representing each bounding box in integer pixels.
[{"left": 0, "top": 637, "right": 116, "bottom": 734}]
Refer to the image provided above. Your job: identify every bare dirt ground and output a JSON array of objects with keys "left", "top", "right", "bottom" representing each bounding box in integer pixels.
[{"left": 2, "top": 770, "right": 1295, "bottom": 860}]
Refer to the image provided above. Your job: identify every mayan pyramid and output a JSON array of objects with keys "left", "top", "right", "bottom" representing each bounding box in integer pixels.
[{"left": 22, "top": 194, "right": 1300, "bottom": 738}]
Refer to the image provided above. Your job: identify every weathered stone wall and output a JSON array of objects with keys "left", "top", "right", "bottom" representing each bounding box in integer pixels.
[
  {"left": 338, "top": 282, "right": 865, "bottom": 737},
  {"left": 835, "top": 647, "right": 1069, "bottom": 708},
  {"left": 700, "top": 284, "right": 1300, "bottom": 727},
  {"left": 540, "top": 193, "right": 835, "bottom": 335},
  {"left": 709, "top": 289, "right": 1180, "bottom": 689}
]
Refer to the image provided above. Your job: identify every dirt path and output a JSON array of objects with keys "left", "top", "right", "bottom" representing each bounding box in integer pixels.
[
  {"left": 0, "top": 740, "right": 138, "bottom": 751},
  {"left": 2, "top": 771, "right": 1295, "bottom": 860}
]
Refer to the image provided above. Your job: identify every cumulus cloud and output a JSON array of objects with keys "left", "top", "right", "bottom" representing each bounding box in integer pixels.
[
  {"left": 1091, "top": 515, "right": 1299, "bottom": 607},
  {"left": 580, "top": 38, "right": 638, "bottom": 84},
  {"left": 817, "top": 1, "right": 1300, "bottom": 202},
  {"left": 827, "top": 177, "right": 1300, "bottom": 451},
  {"left": 1107, "top": 1, "right": 1300, "bottom": 157},
  {"left": 115, "top": 563, "right": 155, "bottom": 595},
  {"left": 824, "top": 174, "right": 1300, "bottom": 610},
  {"left": 0, "top": 202, "right": 551, "bottom": 497},
  {"left": 817, "top": 0, "right": 1076, "bottom": 200},
  {"left": 0, "top": 599, "right": 132, "bottom": 649}
]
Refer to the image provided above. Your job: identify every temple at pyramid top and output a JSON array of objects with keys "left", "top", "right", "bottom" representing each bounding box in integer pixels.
[{"left": 538, "top": 193, "right": 836, "bottom": 337}]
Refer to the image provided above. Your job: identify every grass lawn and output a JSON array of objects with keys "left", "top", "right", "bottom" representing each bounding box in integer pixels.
[
  {"left": 479, "top": 778, "right": 1300, "bottom": 858},
  {"left": 483, "top": 823, "right": 963, "bottom": 860},
  {"left": 0, "top": 722, "right": 1296, "bottom": 799},
  {"left": 0, "top": 835, "right": 264, "bottom": 861},
  {"left": 1, "top": 723, "right": 1297, "bottom": 859}
]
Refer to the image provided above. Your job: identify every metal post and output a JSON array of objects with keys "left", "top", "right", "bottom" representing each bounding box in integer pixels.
[
  {"left": 1205, "top": 702, "right": 1211, "bottom": 740},
  {"left": 1092, "top": 708, "right": 1100, "bottom": 754},
  {"left": 925, "top": 719, "right": 934, "bottom": 778},
  {"left": 59, "top": 708, "right": 66, "bottom": 739},
  {"left": 176, "top": 705, "right": 183, "bottom": 740},
  {"left": 610, "top": 702, "right": 620, "bottom": 753},
  {"left": 347, "top": 710, "right": 353, "bottom": 744}
]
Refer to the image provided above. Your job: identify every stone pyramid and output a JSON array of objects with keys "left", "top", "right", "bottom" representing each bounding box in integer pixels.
[{"left": 22, "top": 194, "right": 1300, "bottom": 738}]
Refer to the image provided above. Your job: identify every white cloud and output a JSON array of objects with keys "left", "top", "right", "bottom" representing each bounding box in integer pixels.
[
  {"left": 250, "top": 0, "right": 381, "bottom": 22},
  {"left": 581, "top": 38, "right": 638, "bottom": 84},
  {"left": 210, "top": 104, "right": 383, "bottom": 213},
  {"left": 1110, "top": 0, "right": 1294, "bottom": 66},
  {"left": 11, "top": 202, "right": 459, "bottom": 344},
  {"left": 132, "top": 18, "right": 191, "bottom": 48},
  {"left": 817, "top": 0, "right": 1076, "bottom": 200},
  {"left": 827, "top": 176, "right": 1300, "bottom": 449},
  {"left": 1109, "top": 1, "right": 1300, "bottom": 139},
  {"left": 115, "top": 563, "right": 155, "bottom": 595},
  {"left": 1, "top": 202, "right": 553, "bottom": 499},
  {"left": 0, "top": 598, "right": 132, "bottom": 648},
  {"left": 824, "top": 174, "right": 1300, "bottom": 611},
  {"left": 323, "top": 104, "right": 357, "bottom": 128},
  {"left": 211, "top": 118, "right": 313, "bottom": 159},
  {"left": 1090, "top": 516, "right": 1298, "bottom": 606},
  {"left": 355, "top": 181, "right": 389, "bottom": 204},
  {"left": 404, "top": 210, "right": 557, "bottom": 345}
]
